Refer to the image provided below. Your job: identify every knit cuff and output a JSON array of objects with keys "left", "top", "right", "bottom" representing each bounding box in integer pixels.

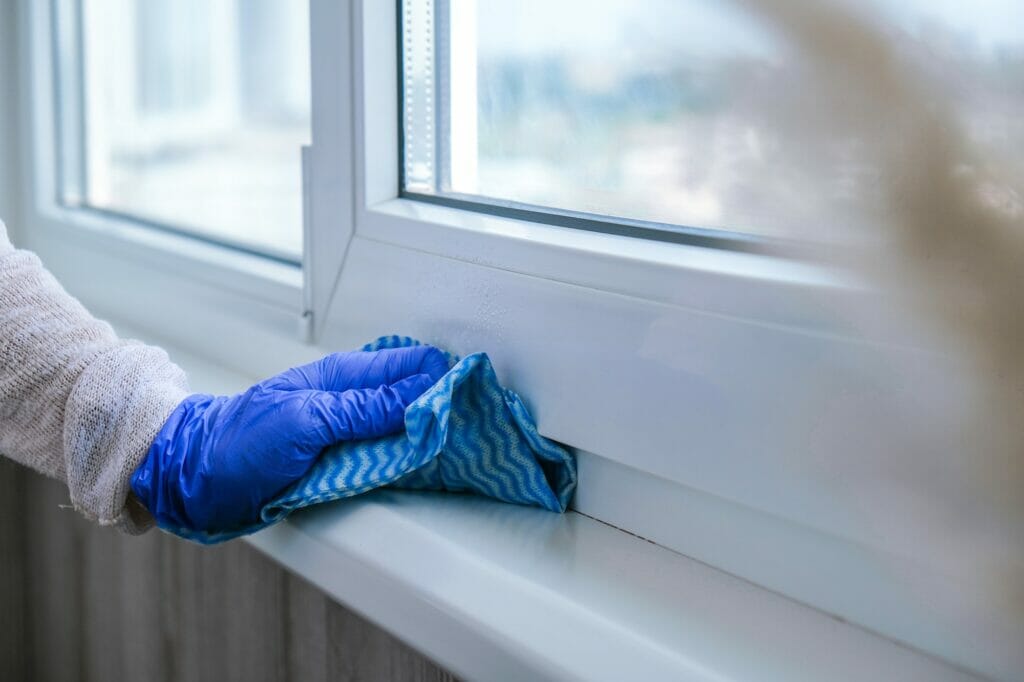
[{"left": 63, "top": 341, "right": 190, "bottom": 534}]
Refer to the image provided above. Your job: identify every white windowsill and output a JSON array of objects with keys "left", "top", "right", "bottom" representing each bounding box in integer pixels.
[
  {"left": 121, "top": 325, "right": 976, "bottom": 682},
  {"left": 250, "top": 491, "right": 980, "bottom": 682}
]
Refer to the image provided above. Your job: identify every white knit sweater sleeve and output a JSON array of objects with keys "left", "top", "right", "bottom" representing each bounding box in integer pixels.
[{"left": 0, "top": 220, "right": 190, "bottom": 533}]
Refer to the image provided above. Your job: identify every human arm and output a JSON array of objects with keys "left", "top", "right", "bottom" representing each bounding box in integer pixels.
[
  {"left": 0, "top": 219, "right": 187, "bottom": 532},
  {"left": 0, "top": 219, "right": 447, "bottom": 536}
]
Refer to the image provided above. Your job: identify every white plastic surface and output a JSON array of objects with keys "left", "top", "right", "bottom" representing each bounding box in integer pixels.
[
  {"left": 147, "top": 336, "right": 977, "bottom": 682},
  {"left": 320, "top": 234, "right": 1022, "bottom": 680},
  {"left": 247, "top": 490, "right": 976, "bottom": 682}
]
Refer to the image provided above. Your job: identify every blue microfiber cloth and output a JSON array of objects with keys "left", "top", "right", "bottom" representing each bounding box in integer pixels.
[{"left": 173, "top": 336, "right": 577, "bottom": 544}]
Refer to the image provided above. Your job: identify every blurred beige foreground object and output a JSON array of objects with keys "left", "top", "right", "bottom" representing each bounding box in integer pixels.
[{"left": 739, "top": 0, "right": 1024, "bottom": 617}]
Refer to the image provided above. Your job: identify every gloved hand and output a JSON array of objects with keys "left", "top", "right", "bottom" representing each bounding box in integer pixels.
[{"left": 131, "top": 345, "right": 449, "bottom": 535}]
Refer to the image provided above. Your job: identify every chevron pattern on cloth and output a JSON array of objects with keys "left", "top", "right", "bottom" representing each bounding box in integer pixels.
[{"left": 173, "top": 336, "right": 577, "bottom": 544}]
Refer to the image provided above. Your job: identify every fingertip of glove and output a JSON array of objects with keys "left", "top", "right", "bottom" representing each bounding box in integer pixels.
[
  {"left": 416, "top": 346, "right": 450, "bottom": 383},
  {"left": 381, "top": 344, "right": 448, "bottom": 382}
]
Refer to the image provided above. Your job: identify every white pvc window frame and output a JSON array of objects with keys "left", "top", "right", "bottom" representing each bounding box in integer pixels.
[
  {"left": 315, "top": 4, "right": 1014, "bottom": 677},
  {"left": 351, "top": 1, "right": 846, "bottom": 321},
  {"left": 22, "top": 0, "right": 850, "bottom": 349}
]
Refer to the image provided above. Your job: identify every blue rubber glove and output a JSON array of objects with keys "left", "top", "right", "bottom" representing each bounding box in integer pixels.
[{"left": 131, "top": 345, "right": 449, "bottom": 535}]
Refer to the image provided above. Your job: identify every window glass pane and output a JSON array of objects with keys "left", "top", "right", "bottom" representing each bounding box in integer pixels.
[
  {"left": 67, "top": 0, "right": 310, "bottom": 259},
  {"left": 402, "top": 0, "right": 1024, "bottom": 241}
]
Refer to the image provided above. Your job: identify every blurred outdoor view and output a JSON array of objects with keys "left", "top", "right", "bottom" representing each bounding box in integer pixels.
[
  {"left": 405, "top": 0, "right": 1024, "bottom": 241},
  {"left": 70, "top": 0, "right": 1023, "bottom": 254},
  {"left": 73, "top": 0, "right": 310, "bottom": 259}
]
